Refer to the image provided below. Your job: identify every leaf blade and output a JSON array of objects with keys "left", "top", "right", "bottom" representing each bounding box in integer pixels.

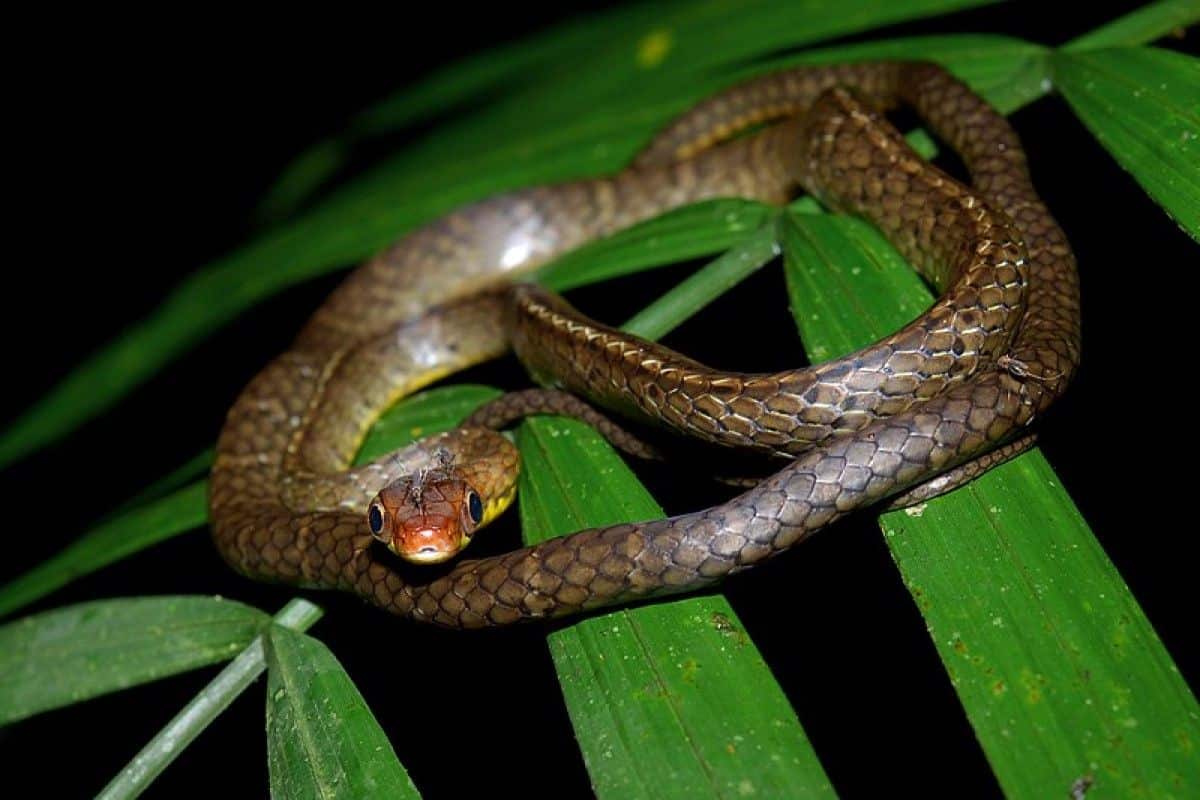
[
  {"left": 534, "top": 199, "right": 775, "bottom": 292},
  {"left": 265, "top": 624, "right": 419, "bottom": 800},
  {"left": 741, "top": 33, "right": 1052, "bottom": 114},
  {"left": 780, "top": 210, "right": 1200, "bottom": 798},
  {"left": 517, "top": 417, "right": 833, "bottom": 799},
  {"left": 1052, "top": 46, "right": 1200, "bottom": 242},
  {"left": 0, "top": 482, "right": 210, "bottom": 620},
  {"left": 620, "top": 219, "right": 781, "bottom": 340},
  {"left": 356, "top": 384, "right": 502, "bottom": 464},
  {"left": 1065, "top": 0, "right": 1200, "bottom": 51},
  {"left": 0, "top": 595, "right": 268, "bottom": 724}
]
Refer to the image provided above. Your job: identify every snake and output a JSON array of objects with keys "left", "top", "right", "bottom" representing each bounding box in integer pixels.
[{"left": 209, "top": 62, "right": 1080, "bottom": 629}]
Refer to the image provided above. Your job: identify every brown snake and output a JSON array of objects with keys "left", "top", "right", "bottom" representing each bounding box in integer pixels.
[{"left": 209, "top": 62, "right": 1080, "bottom": 628}]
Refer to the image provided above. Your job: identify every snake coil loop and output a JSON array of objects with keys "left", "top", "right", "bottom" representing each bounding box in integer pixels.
[{"left": 209, "top": 62, "right": 1079, "bottom": 628}]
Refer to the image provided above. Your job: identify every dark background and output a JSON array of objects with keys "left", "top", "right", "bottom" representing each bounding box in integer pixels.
[{"left": 3, "top": 2, "right": 1197, "bottom": 797}]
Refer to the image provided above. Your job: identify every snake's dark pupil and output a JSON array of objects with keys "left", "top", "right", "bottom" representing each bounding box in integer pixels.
[
  {"left": 368, "top": 505, "right": 383, "bottom": 534},
  {"left": 468, "top": 492, "right": 483, "bottom": 524}
]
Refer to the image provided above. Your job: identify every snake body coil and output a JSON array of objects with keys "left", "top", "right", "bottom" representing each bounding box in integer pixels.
[{"left": 209, "top": 63, "right": 1080, "bottom": 628}]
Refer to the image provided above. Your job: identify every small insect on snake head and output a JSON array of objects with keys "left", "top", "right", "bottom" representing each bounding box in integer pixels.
[{"left": 367, "top": 467, "right": 486, "bottom": 565}]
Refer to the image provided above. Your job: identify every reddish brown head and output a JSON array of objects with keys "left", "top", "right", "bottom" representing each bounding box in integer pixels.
[{"left": 367, "top": 466, "right": 485, "bottom": 564}]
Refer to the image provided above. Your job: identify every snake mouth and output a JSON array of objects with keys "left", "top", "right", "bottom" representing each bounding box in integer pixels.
[
  {"left": 399, "top": 544, "right": 456, "bottom": 565},
  {"left": 391, "top": 523, "right": 461, "bottom": 564}
]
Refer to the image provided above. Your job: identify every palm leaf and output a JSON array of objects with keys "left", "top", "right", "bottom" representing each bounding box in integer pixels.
[
  {"left": 3, "top": 2, "right": 1198, "bottom": 797},
  {"left": 265, "top": 624, "right": 419, "bottom": 799},
  {"left": 0, "top": 596, "right": 268, "bottom": 724},
  {"left": 1052, "top": 46, "right": 1199, "bottom": 242},
  {"left": 780, "top": 210, "right": 1199, "bottom": 797}
]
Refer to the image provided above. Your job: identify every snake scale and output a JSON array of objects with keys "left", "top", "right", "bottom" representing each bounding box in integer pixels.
[{"left": 209, "top": 62, "right": 1080, "bottom": 628}]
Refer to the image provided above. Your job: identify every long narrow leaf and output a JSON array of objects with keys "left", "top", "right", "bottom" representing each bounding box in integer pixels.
[
  {"left": 517, "top": 418, "right": 832, "bottom": 799},
  {"left": 534, "top": 199, "right": 774, "bottom": 291},
  {"left": 1065, "top": 0, "right": 1200, "bottom": 52},
  {"left": 265, "top": 625, "right": 419, "bottom": 799},
  {"left": 496, "top": 0, "right": 1000, "bottom": 126},
  {"left": 621, "top": 221, "right": 781, "bottom": 339},
  {"left": 255, "top": 1, "right": 672, "bottom": 221},
  {"left": 0, "top": 482, "right": 210, "bottom": 619},
  {"left": 357, "top": 384, "right": 501, "bottom": 463},
  {"left": 0, "top": 596, "right": 268, "bottom": 724},
  {"left": 780, "top": 211, "right": 1200, "bottom": 798},
  {"left": 744, "top": 34, "right": 1051, "bottom": 114},
  {"left": 1052, "top": 46, "right": 1200, "bottom": 242},
  {"left": 113, "top": 448, "right": 214, "bottom": 513}
]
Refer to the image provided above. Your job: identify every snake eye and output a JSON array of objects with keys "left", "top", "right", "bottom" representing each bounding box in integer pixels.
[
  {"left": 367, "top": 503, "right": 385, "bottom": 536},
  {"left": 466, "top": 491, "right": 483, "bottom": 525}
]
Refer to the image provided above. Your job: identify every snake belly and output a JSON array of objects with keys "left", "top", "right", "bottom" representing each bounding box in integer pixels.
[{"left": 209, "top": 63, "right": 1080, "bottom": 628}]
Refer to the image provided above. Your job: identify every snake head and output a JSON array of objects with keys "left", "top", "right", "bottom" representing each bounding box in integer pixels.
[{"left": 367, "top": 472, "right": 485, "bottom": 565}]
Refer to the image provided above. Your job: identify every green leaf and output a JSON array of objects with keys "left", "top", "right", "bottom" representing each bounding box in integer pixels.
[
  {"left": 357, "top": 384, "right": 501, "bottom": 464},
  {"left": 780, "top": 211, "right": 1200, "bottom": 798},
  {"left": 517, "top": 417, "right": 832, "bottom": 799},
  {"left": 500, "top": 0, "right": 1001, "bottom": 124},
  {"left": 346, "top": 4, "right": 663, "bottom": 140},
  {"left": 254, "top": 140, "right": 347, "bottom": 225},
  {"left": 1052, "top": 46, "right": 1200, "bottom": 242},
  {"left": 265, "top": 624, "right": 419, "bottom": 800},
  {"left": 621, "top": 220, "right": 781, "bottom": 340},
  {"left": 261, "top": 0, "right": 998, "bottom": 220},
  {"left": 113, "top": 448, "right": 214, "bottom": 513},
  {"left": 1065, "top": 0, "right": 1200, "bottom": 51},
  {"left": 0, "top": 596, "right": 268, "bottom": 724},
  {"left": 0, "top": 0, "right": 999, "bottom": 471},
  {"left": 98, "top": 598, "right": 323, "bottom": 800},
  {"left": 254, "top": 2, "right": 670, "bottom": 222},
  {"left": 882, "top": 456, "right": 1200, "bottom": 798},
  {"left": 781, "top": 215, "right": 931, "bottom": 365},
  {"left": 745, "top": 34, "right": 1052, "bottom": 114},
  {"left": 0, "top": 482, "right": 210, "bottom": 620},
  {"left": 534, "top": 199, "right": 774, "bottom": 292}
]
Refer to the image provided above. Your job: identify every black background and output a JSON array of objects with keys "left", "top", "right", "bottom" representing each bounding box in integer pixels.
[{"left": 2, "top": 2, "right": 1197, "bottom": 797}]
